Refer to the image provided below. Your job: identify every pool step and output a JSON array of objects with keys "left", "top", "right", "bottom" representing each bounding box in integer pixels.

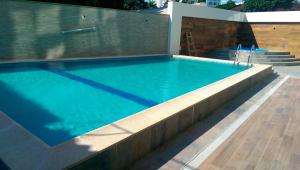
[
  {"left": 259, "top": 61, "right": 300, "bottom": 66},
  {"left": 252, "top": 53, "right": 300, "bottom": 66},
  {"left": 206, "top": 49, "right": 299, "bottom": 66},
  {"left": 261, "top": 51, "right": 291, "bottom": 55},
  {"left": 253, "top": 55, "right": 295, "bottom": 59},
  {"left": 253, "top": 57, "right": 300, "bottom": 62}
]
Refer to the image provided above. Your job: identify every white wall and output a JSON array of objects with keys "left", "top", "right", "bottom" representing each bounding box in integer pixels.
[
  {"left": 245, "top": 11, "right": 300, "bottom": 22},
  {"left": 168, "top": 2, "right": 245, "bottom": 54}
]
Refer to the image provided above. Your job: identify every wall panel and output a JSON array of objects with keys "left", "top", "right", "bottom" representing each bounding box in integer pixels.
[{"left": 0, "top": 1, "right": 169, "bottom": 62}]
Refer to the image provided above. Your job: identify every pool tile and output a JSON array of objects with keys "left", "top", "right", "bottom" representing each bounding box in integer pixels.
[
  {"left": 178, "top": 107, "right": 194, "bottom": 132},
  {"left": 69, "top": 146, "right": 118, "bottom": 170},
  {"left": 164, "top": 114, "right": 179, "bottom": 141},
  {"left": 151, "top": 122, "right": 166, "bottom": 149},
  {"left": 116, "top": 140, "right": 132, "bottom": 168},
  {"left": 114, "top": 111, "right": 159, "bottom": 133},
  {"left": 79, "top": 124, "right": 132, "bottom": 151},
  {"left": 0, "top": 125, "right": 47, "bottom": 170},
  {"left": 194, "top": 98, "right": 214, "bottom": 120},
  {"left": 131, "top": 129, "right": 152, "bottom": 161}
]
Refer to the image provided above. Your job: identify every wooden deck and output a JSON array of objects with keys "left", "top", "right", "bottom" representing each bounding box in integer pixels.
[{"left": 198, "top": 78, "right": 300, "bottom": 170}]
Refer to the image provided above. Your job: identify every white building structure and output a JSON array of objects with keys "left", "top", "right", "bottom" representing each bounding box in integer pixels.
[
  {"left": 155, "top": 0, "right": 222, "bottom": 8},
  {"left": 155, "top": 0, "right": 168, "bottom": 8}
]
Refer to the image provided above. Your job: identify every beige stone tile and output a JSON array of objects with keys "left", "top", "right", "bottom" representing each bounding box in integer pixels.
[
  {"left": 0, "top": 125, "right": 48, "bottom": 170},
  {"left": 46, "top": 137, "right": 95, "bottom": 170},
  {"left": 78, "top": 124, "right": 132, "bottom": 152},
  {"left": 114, "top": 110, "right": 159, "bottom": 133}
]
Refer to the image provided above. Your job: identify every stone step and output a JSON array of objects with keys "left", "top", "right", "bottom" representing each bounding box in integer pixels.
[
  {"left": 258, "top": 61, "right": 300, "bottom": 66},
  {"left": 253, "top": 55, "right": 295, "bottom": 59},
  {"left": 211, "top": 49, "right": 290, "bottom": 55},
  {"left": 253, "top": 57, "right": 300, "bottom": 62},
  {"left": 259, "top": 51, "right": 291, "bottom": 55}
]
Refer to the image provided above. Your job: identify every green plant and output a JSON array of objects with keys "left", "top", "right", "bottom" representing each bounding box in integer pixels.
[
  {"left": 216, "top": 0, "right": 237, "bottom": 9},
  {"left": 148, "top": 0, "right": 157, "bottom": 8},
  {"left": 29, "top": 0, "right": 152, "bottom": 10},
  {"left": 241, "top": 0, "right": 294, "bottom": 12},
  {"left": 123, "top": 0, "right": 149, "bottom": 9}
]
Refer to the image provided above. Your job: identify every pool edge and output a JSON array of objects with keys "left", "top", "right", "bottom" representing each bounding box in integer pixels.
[
  {"left": 0, "top": 55, "right": 273, "bottom": 170},
  {"left": 59, "top": 56, "right": 273, "bottom": 170}
]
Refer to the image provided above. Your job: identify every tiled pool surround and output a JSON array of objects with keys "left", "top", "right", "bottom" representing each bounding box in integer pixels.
[{"left": 0, "top": 55, "right": 273, "bottom": 170}]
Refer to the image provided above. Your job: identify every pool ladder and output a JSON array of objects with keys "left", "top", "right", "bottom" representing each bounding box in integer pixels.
[
  {"left": 234, "top": 44, "right": 255, "bottom": 67},
  {"left": 185, "top": 32, "right": 198, "bottom": 56},
  {"left": 247, "top": 44, "right": 255, "bottom": 67},
  {"left": 234, "top": 44, "right": 242, "bottom": 66}
]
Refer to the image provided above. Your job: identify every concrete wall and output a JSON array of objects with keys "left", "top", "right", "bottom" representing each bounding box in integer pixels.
[
  {"left": 243, "top": 11, "right": 300, "bottom": 58},
  {"left": 0, "top": 0, "right": 169, "bottom": 62},
  {"left": 239, "top": 23, "right": 300, "bottom": 58},
  {"left": 180, "top": 17, "right": 240, "bottom": 55},
  {"left": 180, "top": 19, "right": 300, "bottom": 58}
]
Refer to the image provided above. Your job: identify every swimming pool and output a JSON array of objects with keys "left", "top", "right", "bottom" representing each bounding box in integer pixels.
[{"left": 0, "top": 55, "right": 248, "bottom": 146}]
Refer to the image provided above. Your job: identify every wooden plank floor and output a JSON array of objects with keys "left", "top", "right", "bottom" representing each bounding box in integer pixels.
[{"left": 198, "top": 78, "right": 300, "bottom": 170}]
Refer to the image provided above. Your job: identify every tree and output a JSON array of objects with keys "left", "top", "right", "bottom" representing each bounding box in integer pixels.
[
  {"left": 216, "top": 0, "right": 237, "bottom": 10},
  {"left": 30, "top": 0, "right": 125, "bottom": 9},
  {"left": 241, "top": 0, "right": 294, "bottom": 12},
  {"left": 30, "top": 0, "right": 153, "bottom": 10},
  {"left": 123, "top": 0, "right": 149, "bottom": 9}
]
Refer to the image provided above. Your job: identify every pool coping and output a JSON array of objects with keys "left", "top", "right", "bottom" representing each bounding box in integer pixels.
[{"left": 0, "top": 55, "right": 272, "bottom": 170}]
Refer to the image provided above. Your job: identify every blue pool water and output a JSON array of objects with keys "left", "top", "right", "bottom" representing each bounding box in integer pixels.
[
  {"left": 231, "top": 47, "right": 268, "bottom": 52},
  {"left": 0, "top": 56, "right": 248, "bottom": 146},
  {"left": 242, "top": 48, "right": 268, "bottom": 52}
]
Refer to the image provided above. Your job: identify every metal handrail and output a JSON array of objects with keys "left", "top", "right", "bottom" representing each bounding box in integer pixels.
[
  {"left": 234, "top": 44, "right": 242, "bottom": 66},
  {"left": 248, "top": 44, "right": 255, "bottom": 67}
]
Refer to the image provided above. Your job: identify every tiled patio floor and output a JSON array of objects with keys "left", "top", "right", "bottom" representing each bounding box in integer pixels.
[
  {"left": 198, "top": 78, "right": 300, "bottom": 170},
  {"left": 274, "top": 65, "right": 300, "bottom": 78}
]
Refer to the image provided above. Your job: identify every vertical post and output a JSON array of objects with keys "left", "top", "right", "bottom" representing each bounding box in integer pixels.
[{"left": 168, "top": 2, "right": 182, "bottom": 55}]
